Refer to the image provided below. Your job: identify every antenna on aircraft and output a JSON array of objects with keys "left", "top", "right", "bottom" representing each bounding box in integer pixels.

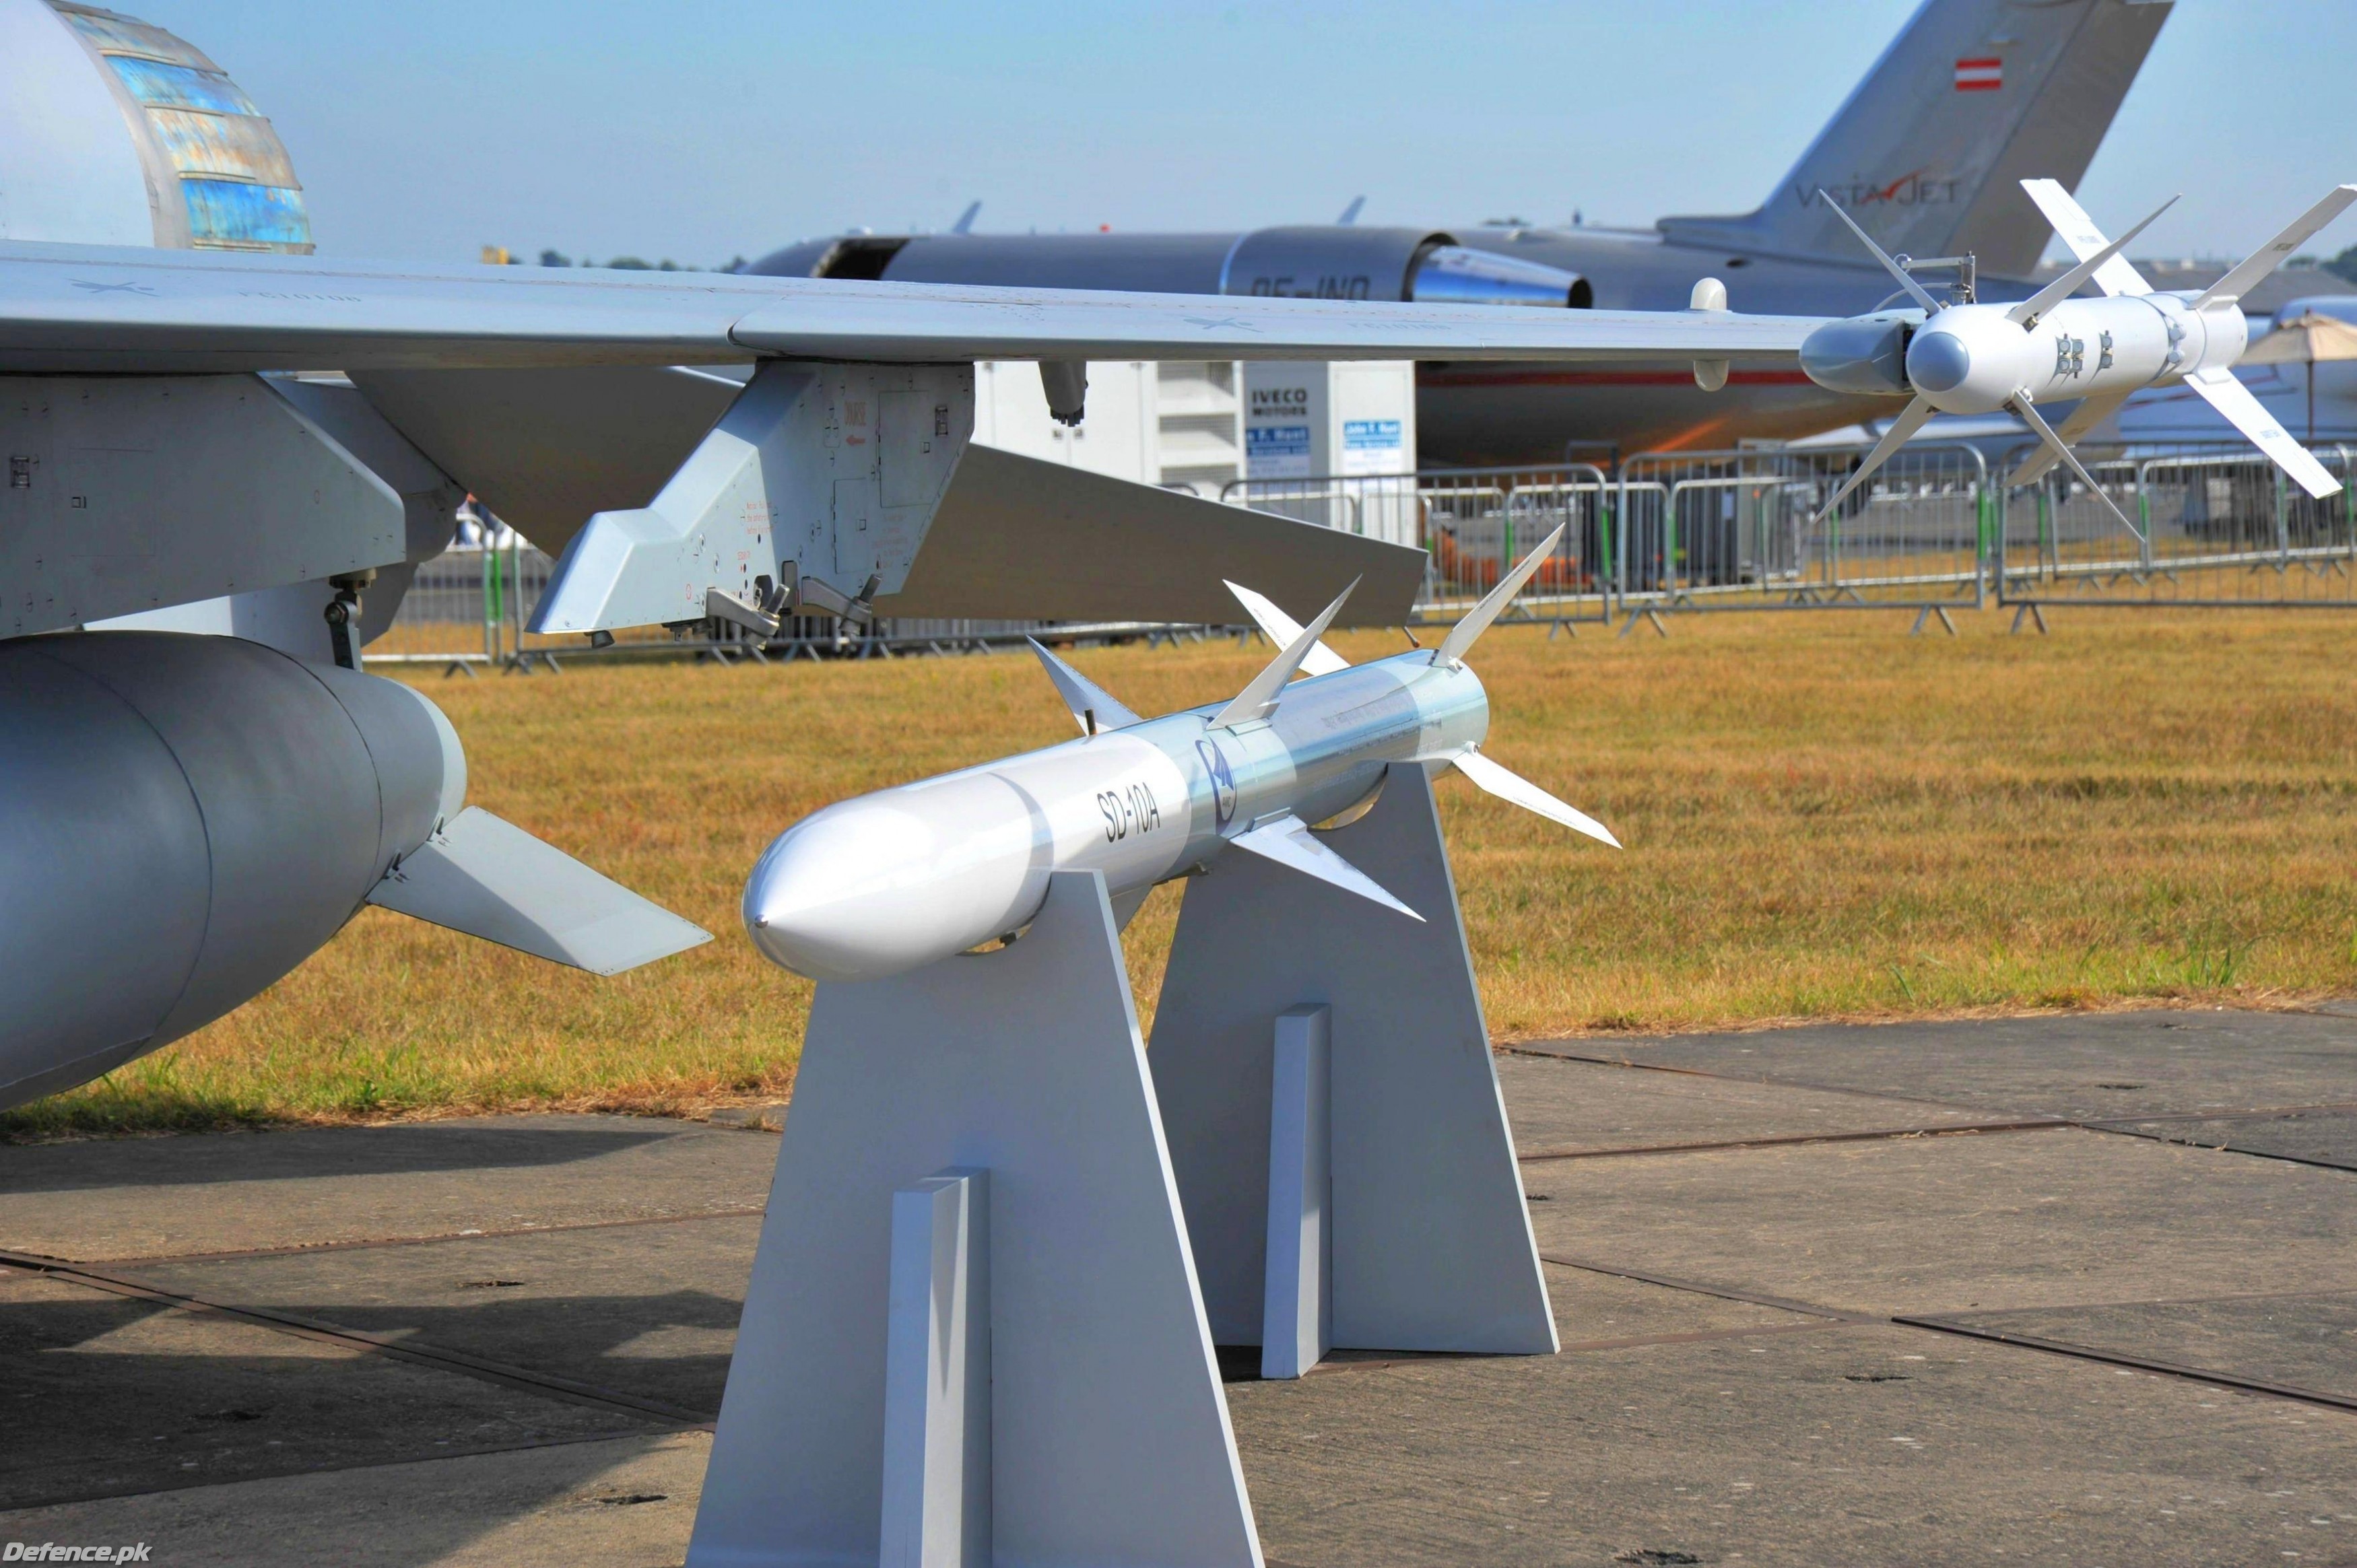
[
  {"left": 1336, "top": 195, "right": 1365, "bottom": 226},
  {"left": 951, "top": 200, "right": 981, "bottom": 235}
]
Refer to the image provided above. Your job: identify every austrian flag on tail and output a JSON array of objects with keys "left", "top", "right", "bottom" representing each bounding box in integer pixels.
[{"left": 1954, "top": 56, "right": 2003, "bottom": 91}]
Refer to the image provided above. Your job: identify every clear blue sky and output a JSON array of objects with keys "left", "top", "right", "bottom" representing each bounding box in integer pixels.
[{"left": 148, "top": 1, "right": 2354, "bottom": 269}]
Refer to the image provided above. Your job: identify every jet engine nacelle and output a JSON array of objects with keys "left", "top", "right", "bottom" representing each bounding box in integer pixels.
[
  {"left": 750, "top": 226, "right": 1589, "bottom": 308},
  {"left": 1220, "top": 226, "right": 1589, "bottom": 307},
  {"left": 0, "top": 632, "right": 462, "bottom": 1107}
]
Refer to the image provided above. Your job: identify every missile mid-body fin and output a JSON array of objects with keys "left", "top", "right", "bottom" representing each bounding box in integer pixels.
[
  {"left": 1026, "top": 638, "right": 1143, "bottom": 735},
  {"left": 2007, "top": 395, "right": 2143, "bottom": 536},
  {"left": 2006, "top": 196, "right": 2177, "bottom": 328},
  {"left": 1812, "top": 397, "right": 1936, "bottom": 526},
  {"left": 368, "top": 806, "right": 713, "bottom": 975},
  {"left": 1226, "top": 813, "right": 1422, "bottom": 922},
  {"left": 1225, "top": 580, "right": 1350, "bottom": 675},
  {"left": 1210, "top": 578, "right": 1358, "bottom": 729},
  {"left": 2017, "top": 179, "right": 2152, "bottom": 298}
]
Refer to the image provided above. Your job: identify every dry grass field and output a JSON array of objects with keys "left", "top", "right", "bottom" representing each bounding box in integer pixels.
[{"left": 14, "top": 606, "right": 2357, "bottom": 1136}]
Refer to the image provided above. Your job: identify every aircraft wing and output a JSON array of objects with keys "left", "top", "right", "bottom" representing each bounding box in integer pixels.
[
  {"left": 0, "top": 237, "right": 1831, "bottom": 642},
  {"left": 0, "top": 239, "right": 1826, "bottom": 374}
]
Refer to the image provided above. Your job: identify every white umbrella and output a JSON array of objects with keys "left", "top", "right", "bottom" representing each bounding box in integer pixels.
[{"left": 2238, "top": 310, "right": 2357, "bottom": 442}]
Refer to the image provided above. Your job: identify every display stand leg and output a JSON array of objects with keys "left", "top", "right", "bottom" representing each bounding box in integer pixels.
[
  {"left": 1150, "top": 763, "right": 1557, "bottom": 1357},
  {"left": 689, "top": 871, "right": 1261, "bottom": 1568},
  {"left": 1260, "top": 1005, "right": 1332, "bottom": 1378},
  {"left": 880, "top": 1171, "right": 987, "bottom": 1568}
]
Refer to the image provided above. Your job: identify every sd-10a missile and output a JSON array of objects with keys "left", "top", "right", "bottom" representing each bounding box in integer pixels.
[
  {"left": 744, "top": 527, "right": 1614, "bottom": 982},
  {"left": 1796, "top": 178, "right": 2357, "bottom": 522}
]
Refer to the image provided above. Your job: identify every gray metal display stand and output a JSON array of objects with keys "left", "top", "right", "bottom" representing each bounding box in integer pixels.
[
  {"left": 687, "top": 871, "right": 1260, "bottom": 1568},
  {"left": 1150, "top": 763, "right": 1558, "bottom": 1367},
  {"left": 690, "top": 763, "right": 1552, "bottom": 1565}
]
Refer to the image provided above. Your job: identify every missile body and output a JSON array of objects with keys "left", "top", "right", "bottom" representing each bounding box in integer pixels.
[
  {"left": 1791, "top": 180, "right": 2357, "bottom": 509},
  {"left": 745, "top": 652, "right": 1488, "bottom": 982},
  {"left": 1896, "top": 294, "right": 2244, "bottom": 417}
]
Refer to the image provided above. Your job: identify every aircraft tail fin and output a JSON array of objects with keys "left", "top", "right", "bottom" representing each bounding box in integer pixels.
[{"left": 1658, "top": 0, "right": 2171, "bottom": 278}]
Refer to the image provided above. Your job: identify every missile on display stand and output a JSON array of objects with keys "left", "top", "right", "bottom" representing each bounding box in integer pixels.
[{"left": 743, "top": 526, "right": 1615, "bottom": 983}]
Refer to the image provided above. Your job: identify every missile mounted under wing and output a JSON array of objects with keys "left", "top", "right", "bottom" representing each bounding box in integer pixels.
[{"left": 1798, "top": 179, "right": 2357, "bottom": 527}]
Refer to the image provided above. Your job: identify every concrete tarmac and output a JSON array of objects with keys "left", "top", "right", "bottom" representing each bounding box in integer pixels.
[{"left": 2, "top": 1008, "right": 2352, "bottom": 1565}]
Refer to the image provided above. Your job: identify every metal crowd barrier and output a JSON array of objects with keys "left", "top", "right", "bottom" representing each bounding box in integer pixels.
[
  {"left": 364, "top": 532, "right": 1231, "bottom": 673},
  {"left": 1224, "top": 464, "right": 1616, "bottom": 629},
  {"left": 368, "top": 435, "right": 2357, "bottom": 667},
  {"left": 1996, "top": 441, "right": 2357, "bottom": 615},
  {"left": 1612, "top": 443, "right": 1991, "bottom": 627}
]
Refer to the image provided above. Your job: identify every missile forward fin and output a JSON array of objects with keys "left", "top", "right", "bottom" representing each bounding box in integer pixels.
[
  {"left": 1817, "top": 193, "right": 1942, "bottom": 313},
  {"left": 1211, "top": 578, "right": 1357, "bottom": 729},
  {"left": 1811, "top": 397, "right": 1935, "bottom": 527},
  {"left": 1434, "top": 523, "right": 1568, "bottom": 665},
  {"left": 1027, "top": 638, "right": 1144, "bottom": 735},
  {"left": 1225, "top": 581, "right": 1350, "bottom": 675},
  {"left": 1452, "top": 749, "right": 1620, "bottom": 848},
  {"left": 1226, "top": 813, "right": 1422, "bottom": 922},
  {"left": 2008, "top": 395, "right": 2143, "bottom": 537},
  {"left": 2007, "top": 388, "right": 2135, "bottom": 487},
  {"left": 2183, "top": 368, "right": 2342, "bottom": 500},
  {"left": 368, "top": 807, "right": 713, "bottom": 975},
  {"left": 2005, "top": 197, "right": 2175, "bottom": 328}
]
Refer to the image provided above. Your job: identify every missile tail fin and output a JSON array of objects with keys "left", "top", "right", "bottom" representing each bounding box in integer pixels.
[
  {"left": 2193, "top": 184, "right": 2357, "bottom": 310},
  {"left": 367, "top": 807, "right": 712, "bottom": 975},
  {"left": 2183, "top": 368, "right": 2343, "bottom": 500},
  {"left": 1211, "top": 578, "right": 1357, "bottom": 729},
  {"left": 1434, "top": 522, "right": 1567, "bottom": 665},
  {"left": 1452, "top": 749, "right": 1620, "bottom": 848},
  {"left": 1227, "top": 813, "right": 1422, "bottom": 922},
  {"left": 1027, "top": 637, "right": 1144, "bottom": 735},
  {"left": 1225, "top": 580, "right": 1350, "bottom": 675}
]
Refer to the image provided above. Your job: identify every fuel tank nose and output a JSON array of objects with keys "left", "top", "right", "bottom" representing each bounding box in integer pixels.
[{"left": 1906, "top": 329, "right": 1974, "bottom": 395}]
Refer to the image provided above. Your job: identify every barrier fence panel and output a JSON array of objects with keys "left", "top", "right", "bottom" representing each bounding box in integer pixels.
[
  {"left": 383, "top": 436, "right": 2229, "bottom": 668},
  {"left": 1998, "top": 442, "right": 2357, "bottom": 609},
  {"left": 1614, "top": 442, "right": 1990, "bottom": 617},
  {"left": 368, "top": 533, "right": 1229, "bottom": 670},
  {"left": 1224, "top": 465, "right": 1615, "bottom": 626}
]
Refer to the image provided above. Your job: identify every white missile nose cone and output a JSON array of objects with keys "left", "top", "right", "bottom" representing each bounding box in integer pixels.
[
  {"left": 1908, "top": 330, "right": 1972, "bottom": 395},
  {"left": 741, "top": 780, "right": 1041, "bottom": 984},
  {"left": 742, "top": 829, "right": 849, "bottom": 978}
]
